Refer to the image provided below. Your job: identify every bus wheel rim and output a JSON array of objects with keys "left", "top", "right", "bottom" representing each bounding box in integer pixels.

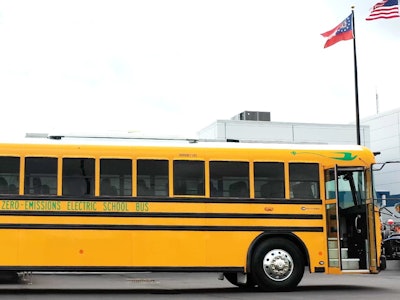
[{"left": 262, "top": 248, "right": 294, "bottom": 282}]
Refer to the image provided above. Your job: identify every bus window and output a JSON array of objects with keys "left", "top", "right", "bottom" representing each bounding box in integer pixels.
[
  {"left": 337, "top": 170, "right": 366, "bottom": 208},
  {"left": 209, "top": 161, "right": 249, "bottom": 198},
  {"left": 100, "top": 159, "right": 132, "bottom": 196},
  {"left": 173, "top": 160, "right": 205, "bottom": 196},
  {"left": 289, "top": 163, "right": 319, "bottom": 199},
  {"left": 0, "top": 156, "right": 20, "bottom": 194},
  {"left": 62, "top": 158, "right": 94, "bottom": 196},
  {"left": 254, "top": 162, "right": 284, "bottom": 198},
  {"left": 325, "top": 169, "right": 336, "bottom": 199},
  {"left": 25, "top": 157, "right": 57, "bottom": 195},
  {"left": 137, "top": 160, "right": 168, "bottom": 196}
]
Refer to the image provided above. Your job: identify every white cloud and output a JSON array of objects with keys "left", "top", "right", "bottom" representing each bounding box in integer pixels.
[{"left": 0, "top": 0, "right": 399, "bottom": 138}]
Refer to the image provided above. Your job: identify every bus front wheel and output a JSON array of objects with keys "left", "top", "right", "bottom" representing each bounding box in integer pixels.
[{"left": 251, "top": 238, "right": 304, "bottom": 291}]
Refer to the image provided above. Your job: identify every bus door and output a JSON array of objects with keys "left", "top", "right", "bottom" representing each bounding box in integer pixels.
[{"left": 326, "top": 166, "right": 378, "bottom": 272}]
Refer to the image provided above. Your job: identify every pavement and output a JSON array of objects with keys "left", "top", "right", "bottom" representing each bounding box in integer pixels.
[
  {"left": 0, "top": 271, "right": 232, "bottom": 291},
  {"left": 1, "top": 260, "right": 399, "bottom": 292}
]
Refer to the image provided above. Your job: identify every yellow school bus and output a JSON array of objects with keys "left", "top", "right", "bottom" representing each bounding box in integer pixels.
[{"left": 0, "top": 134, "right": 382, "bottom": 291}]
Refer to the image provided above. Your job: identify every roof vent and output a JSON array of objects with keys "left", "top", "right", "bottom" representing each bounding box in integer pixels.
[{"left": 231, "top": 111, "right": 271, "bottom": 121}]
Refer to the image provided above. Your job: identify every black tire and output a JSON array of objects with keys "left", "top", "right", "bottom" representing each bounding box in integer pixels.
[
  {"left": 251, "top": 238, "right": 304, "bottom": 291},
  {"left": 223, "top": 272, "right": 256, "bottom": 289}
]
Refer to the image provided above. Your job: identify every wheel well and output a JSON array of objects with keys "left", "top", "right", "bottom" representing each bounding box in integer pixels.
[{"left": 246, "top": 233, "right": 310, "bottom": 273}]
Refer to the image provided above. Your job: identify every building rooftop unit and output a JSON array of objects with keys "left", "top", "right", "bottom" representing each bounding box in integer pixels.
[{"left": 198, "top": 111, "right": 370, "bottom": 146}]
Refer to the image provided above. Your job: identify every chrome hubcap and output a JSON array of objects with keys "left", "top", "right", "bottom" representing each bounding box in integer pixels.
[{"left": 263, "top": 249, "right": 294, "bottom": 281}]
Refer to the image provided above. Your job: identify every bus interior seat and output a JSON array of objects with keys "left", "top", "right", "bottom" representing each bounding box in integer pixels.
[
  {"left": 8, "top": 183, "right": 18, "bottom": 194},
  {"left": 100, "top": 178, "right": 114, "bottom": 196},
  {"left": 293, "top": 182, "right": 315, "bottom": 199},
  {"left": 197, "top": 182, "right": 205, "bottom": 196},
  {"left": 174, "top": 181, "right": 187, "bottom": 195},
  {"left": 210, "top": 181, "right": 219, "bottom": 197},
  {"left": 64, "top": 177, "right": 87, "bottom": 196},
  {"left": 138, "top": 179, "right": 151, "bottom": 196},
  {"left": 229, "top": 181, "right": 248, "bottom": 197},
  {"left": 0, "top": 177, "right": 8, "bottom": 194},
  {"left": 41, "top": 184, "right": 50, "bottom": 194},
  {"left": 260, "top": 181, "right": 284, "bottom": 198}
]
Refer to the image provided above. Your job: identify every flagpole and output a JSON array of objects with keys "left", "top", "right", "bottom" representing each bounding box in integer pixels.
[{"left": 352, "top": 6, "right": 361, "bottom": 145}]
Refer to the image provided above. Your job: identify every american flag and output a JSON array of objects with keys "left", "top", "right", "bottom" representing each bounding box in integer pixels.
[{"left": 366, "top": 0, "right": 400, "bottom": 21}]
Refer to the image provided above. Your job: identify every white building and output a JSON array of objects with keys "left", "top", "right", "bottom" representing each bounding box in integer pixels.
[
  {"left": 362, "top": 108, "right": 400, "bottom": 220},
  {"left": 198, "top": 111, "right": 370, "bottom": 146},
  {"left": 198, "top": 110, "right": 400, "bottom": 220}
]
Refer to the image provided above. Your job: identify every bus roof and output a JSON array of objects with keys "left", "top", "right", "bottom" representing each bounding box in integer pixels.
[{"left": 0, "top": 132, "right": 370, "bottom": 152}]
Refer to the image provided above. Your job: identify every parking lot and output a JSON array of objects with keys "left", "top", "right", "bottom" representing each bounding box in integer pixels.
[{"left": 0, "top": 261, "right": 399, "bottom": 300}]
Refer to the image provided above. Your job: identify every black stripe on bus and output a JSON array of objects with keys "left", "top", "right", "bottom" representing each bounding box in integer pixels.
[
  {"left": 0, "top": 195, "right": 323, "bottom": 205},
  {"left": 0, "top": 223, "right": 323, "bottom": 232},
  {"left": 0, "top": 210, "right": 322, "bottom": 219},
  {"left": 0, "top": 266, "right": 244, "bottom": 273}
]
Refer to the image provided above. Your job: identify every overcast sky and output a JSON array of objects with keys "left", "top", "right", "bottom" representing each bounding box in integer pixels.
[{"left": 0, "top": 0, "right": 399, "bottom": 138}]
